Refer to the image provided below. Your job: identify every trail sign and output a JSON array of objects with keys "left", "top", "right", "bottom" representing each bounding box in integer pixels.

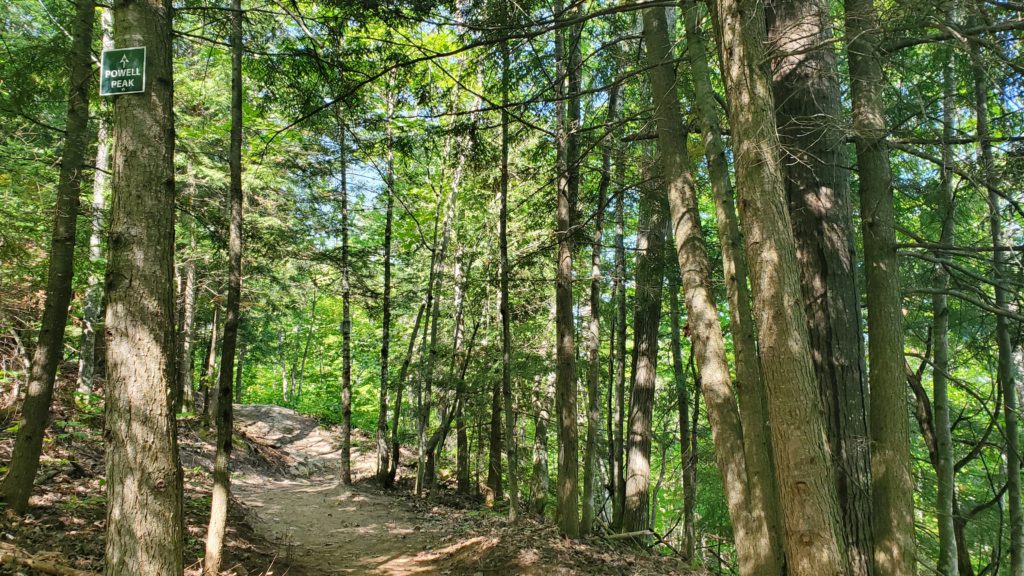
[{"left": 100, "top": 47, "right": 146, "bottom": 96}]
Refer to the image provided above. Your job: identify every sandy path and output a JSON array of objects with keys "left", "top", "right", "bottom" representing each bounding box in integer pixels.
[
  {"left": 231, "top": 405, "right": 492, "bottom": 576},
  {"left": 234, "top": 476, "right": 473, "bottom": 575},
  {"left": 229, "top": 405, "right": 687, "bottom": 576}
]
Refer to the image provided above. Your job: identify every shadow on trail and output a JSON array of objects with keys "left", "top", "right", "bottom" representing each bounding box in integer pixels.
[{"left": 230, "top": 404, "right": 690, "bottom": 576}]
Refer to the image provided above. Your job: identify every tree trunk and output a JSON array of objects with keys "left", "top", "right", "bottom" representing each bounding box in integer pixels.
[
  {"left": 1, "top": 0, "right": 95, "bottom": 515},
  {"left": 278, "top": 330, "right": 289, "bottom": 402},
  {"left": 767, "top": 1, "right": 875, "bottom": 571},
  {"left": 648, "top": 415, "right": 670, "bottom": 530},
  {"left": 498, "top": 39, "right": 519, "bottom": 520},
  {"left": 667, "top": 254, "right": 693, "bottom": 559},
  {"left": 612, "top": 150, "right": 628, "bottom": 531},
  {"left": 202, "top": 306, "right": 220, "bottom": 427},
  {"left": 78, "top": 7, "right": 112, "bottom": 402},
  {"left": 203, "top": 1, "right": 242, "bottom": 570},
  {"left": 708, "top": 0, "right": 848, "bottom": 571},
  {"left": 640, "top": 7, "right": 783, "bottom": 572},
  {"left": 582, "top": 82, "right": 616, "bottom": 535},
  {"left": 388, "top": 302, "right": 427, "bottom": 486},
  {"left": 379, "top": 87, "right": 395, "bottom": 486},
  {"left": 487, "top": 358, "right": 504, "bottom": 503},
  {"left": 908, "top": 363, "right": 975, "bottom": 575},
  {"left": 295, "top": 287, "right": 318, "bottom": 400},
  {"left": 423, "top": 317, "right": 478, "bottom": 496},
  {"left": 605, "top": 225, "right": 618, "bottom": 523},
  {"left": 456, "top": 402, "right": 470, "bottom": 493},
  {"left": 531, "top": 301, "right": 556, "bottom": 517},
  {"left": 684, "top": 348, "right": 700, "bottom": 560},
  {"left": 419, "top": 233, "right": 442, "bottom": 495},
  {"left": 969, "top": 24, "right": 1022, "bottom": 573},
  {"left": 338, "top": 118, "right": 353, "bottom": 487},
  {"left": 682, "top": 1, "right": 783, "bottom": 561},
  {"left": 933, "top": 45, "right": 959, "bottom": 576},
  {"left": 844, "top": 0, "right": 917, "bottom": 571},
  {"left": 453, "top": 248, "right": 471, "bottom": 494},
  {"left": 553, "top": 0, "right": 581, "bottom": 538},
  {"left": 621, "top": 163, "right": 666, "bottom": 536},
  {"left": 103, "top": 0, "right": 183, "bottom": 572},
  {"left": 420, "top": 129, "right": 462, "bottom": 495},
  {"left": 235, "top": 340, "right": 245, "bottom": 403},
  {"left": 416, "top": 225, "right": 441, "bottom": 495},
  {"left": 175, "top": 234, "right": 197, "bottom": 413},
  {"left": 530, "top": 367, "right": 554, "bottom": 517},
  {"left": 425, "top": 398, "right": 456, "bottom": 492}
]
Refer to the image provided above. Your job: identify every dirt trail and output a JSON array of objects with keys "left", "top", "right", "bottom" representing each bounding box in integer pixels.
[
  {"left": 235, "top": 476, "right": 462, "bottom": 575},
  {"left": 232, "top": 404, "right": 494, "bottom": 576},
  {"left": 231, "top": 404, "right": 687, "bottom": 576}
]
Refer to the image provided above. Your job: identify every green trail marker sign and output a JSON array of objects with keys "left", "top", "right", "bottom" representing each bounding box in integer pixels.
[{"left": 100, "top": 47, "right": 146, "bottom": 96}]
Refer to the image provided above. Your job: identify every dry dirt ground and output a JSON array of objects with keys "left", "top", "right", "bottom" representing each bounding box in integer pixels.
[
  {"left": 0, "top": 397, "right": 285, "bottom": 576},
  {"left": 232, "top": 404, "right": 691, "bottom": 576},
  {"left": 0, "top": 393, "right": 691, "bottom": 575}
]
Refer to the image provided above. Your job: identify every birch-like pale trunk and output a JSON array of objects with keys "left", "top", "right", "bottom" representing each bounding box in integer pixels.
[{"left": 203, "top": 1, "right": 243, "bottom": 571}]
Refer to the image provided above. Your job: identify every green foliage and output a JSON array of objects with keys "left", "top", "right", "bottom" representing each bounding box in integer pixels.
[
  {"left": 2, "top": 0, "right": 1022, "bottom": 572},
  {"left": 58, "top": 494, "right": 106, "bottom": 512}
]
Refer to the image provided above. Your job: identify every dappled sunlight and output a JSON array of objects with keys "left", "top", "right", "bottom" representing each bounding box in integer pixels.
[{"left": 372, "top": 536, "right": 499, "bottom": 575}]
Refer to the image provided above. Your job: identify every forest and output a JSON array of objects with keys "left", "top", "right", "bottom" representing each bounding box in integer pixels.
[{"left": 0, "top": 0, "right": 1022, "bottom": 574}]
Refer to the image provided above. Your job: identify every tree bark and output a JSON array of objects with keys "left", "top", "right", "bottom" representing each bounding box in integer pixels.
[
  {"left": 844, "top": 0, "right": 917, "bottom": 571},
  {"left": 498, "top": 39, "right": 519, "bottom": 520},
  {"left": 531, "top": 301, "right": 556, "bottom": 517},
  {"left": 235, "top": 340, "right": 245, "bottom": 403},
  {"left": 294, "top": 287, "right": 318, "bottom": 400},
  {"left": 419, "top": 225, "right": 447, "bottom": 493},
  {"left": 531, "top": 367, "right": 554, "bottom": 517},
  {"left": 684, "top": 347, "right": 700, "bottom": 560},
  {"left": 666, "top": 252, "right": 695, "bottom": 560},
  {"left": 175, "top": 234, "right": 197, "bottom": 413},
  {"left": 202, "top": 306, "right": 220, "bottom": 427},
  {"left": 487, "top": 344, "right": 504, "bottom": 502},
  {"left": 415, "top": 233, "right": 440, "bottom": 492},
  {"left": 682, "top": 2, "right": 783, "bottom": 561},
  {"left": 388, "top": 302, "right": 427, "bottom": 486},
  {"left": 103, "top": 0, "right": 183, "bottom": 572},
  {"left": 452, "top": 248, "right": 471, "bottom": 494},
  {"left": 278, "top": 329, "right": 289, "bottom": 402},
  {"left": 708, "top": 0, "right": 848, "bottom": 571},
  {"left": 420, "top": 130, "right": 464, "bottom": 495},
  {"left": 908, "top": 364, "right": 976, "bottom": 575},
  {"left": 204, "top": 1, "right": 242, "bottom": 571},
  {"left": 648, "top": 414, "right": 670, "bottom": 531},
  {"left": 338, "top": 118, "right": 353, "bottom": 487},
  {"left": 582, "top": 82, "right": 616, "bottom": 535},
  {"left": 641, "top": 7, "right": 783, "bottom": 572},
  {"left": 767, "top": 1, "right": 875, "bottom": 571},
  {"left": 612, "top": 149, "right": 628, "bottom": 531},
  {"left": 605, "top": 227, "right": 618, "bottom": 524},
  {"left": 933, "top": 45, "right": 959, "bottom": 576},
  {"left": 621, "top": 163, "right": 666, "bottom": 536},
  {"left": 379, "top": 87, "right": 395, "bottom": 486},
  {"left": 553, "top": 0, "right": 581, "bottom": 538},
  {"left": 1, "top": 0, "right": 95, "bottom": 515},
  {"left": 78, "top": 7, "right": 112, "bottom": 402},
  {"left": 423, "top": 317, "right": 478, "bottom": 496}
]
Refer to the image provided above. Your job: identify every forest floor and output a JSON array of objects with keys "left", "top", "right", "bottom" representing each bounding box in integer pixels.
[
  {"left": 0, "top": 380, "right": 693, "bottom": 575},
  {"left": 231, "top": 404, "right": 691, "bottom": 576}
]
